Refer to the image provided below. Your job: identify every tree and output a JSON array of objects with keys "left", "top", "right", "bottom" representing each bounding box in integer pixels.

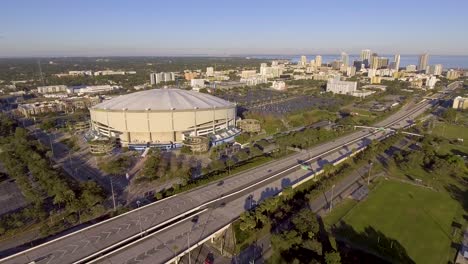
[
  {"left": 291, "top": 209, "right": 319, "bottom": 236},
  {"left": 239, "top": 212, "right": 256, "bottom": 231},
  {"left": 325, "top": 251, "right": 341, "bottom": 264},
  {"left": 442, "top": 108, "right": 457, "bottom": 123}
]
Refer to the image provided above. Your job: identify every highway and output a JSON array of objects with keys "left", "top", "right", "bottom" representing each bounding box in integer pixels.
[{"left": 0, "top": 83, "right": 457, "bottom": 264}]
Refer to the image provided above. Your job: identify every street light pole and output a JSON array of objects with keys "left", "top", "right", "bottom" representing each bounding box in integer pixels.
[
  {"left": 187, "top": 228, "right": 191, "bottom": 264},
  {"left": 137, "top": 201, "right": 143, "bottom": 237}
]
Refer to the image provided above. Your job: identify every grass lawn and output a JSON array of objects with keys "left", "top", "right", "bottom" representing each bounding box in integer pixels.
[
  {"left": 336, "top": 180, "right": 462, "bottom": 264},
  {"left": 431, "top": 123, "right": 468, "bottom": 144},
  {"left": 287, "top": 109, "right": 335, "bottom": 127},
  {"left": 323, "top": 199, "right": 357, "bottom": 229}
]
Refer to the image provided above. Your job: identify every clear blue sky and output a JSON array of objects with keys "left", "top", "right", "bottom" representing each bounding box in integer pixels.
[{"left": 1, "top": 0, "right": 467, "bottom": 57}]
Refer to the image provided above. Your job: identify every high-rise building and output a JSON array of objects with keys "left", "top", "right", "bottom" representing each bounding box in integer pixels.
[
  {"left": 370, "top": 53, "right": 379, "bottom": 69},
  {"left": 315, "top": 55, "right": 322, "bottom": 67},
  {"left": 361, "top": 49, "right": 372, "bottom": 67},
  {"left": 150, "top": 72, "right": 175, "bottom": 85},
  {"left": 428, "top": 64, "right": 443, "bottom": 76},
  {"left": 331, "top": 60, "right": 342, "bottom": 70},
  {"left": 341, "top": 52, "right": 349, "bottom": 66},
  {"left": 393, "top": 54, "right": 401, "bottom": 71},
  {"left": 418, "top": 53, "right": 429, "bottom": 72},
  {"left": 300, "top": 55, "right": 307, "bottom": 66},
  {"left": 206, "top": 67, "right": 214, "bottom": 77},
  {"left": 353, "top": 60, "right": 363, "bottom": 72},
  {"left": 346, "top": 66, "right": 356, "bottom": 77}
]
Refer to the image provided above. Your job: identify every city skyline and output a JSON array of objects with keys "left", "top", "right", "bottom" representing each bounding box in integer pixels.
[{"left": 1, "top": 0, "right": 468, "bottom": 57}]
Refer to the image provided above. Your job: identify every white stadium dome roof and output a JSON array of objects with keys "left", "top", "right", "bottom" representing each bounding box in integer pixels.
[{"left": 92, "top": 89, "right": 234, "bottom": 111}]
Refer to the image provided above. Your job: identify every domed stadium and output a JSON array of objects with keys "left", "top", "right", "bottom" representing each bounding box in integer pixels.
[{"left": 89, "top": 89, "right": 238, "bottom": 149}]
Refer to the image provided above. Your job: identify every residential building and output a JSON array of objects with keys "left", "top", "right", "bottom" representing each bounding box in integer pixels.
[
  {"left": 393, "top": 54, "right": 401, "bottom": 71},
  {"left": 426, "top": 76, "right": 438, "bottom": 89},
  {"left": 346, "top": 66, "right": 356, "bottom": 77},
  {"left": 326, "top": 79, "right": 357, "bottom": 95},
  {"left": 360, "top": 49, "right": 372, "bottom": 66},
  {"left": 37, "top": 85, "right": 68, "bottom": 94},
  {"left": 315, "top": 55, "right": 322, "bottom": 67},
  {"left": 428, "top": 64, "right": 443, "bottom": 75},
  {"left": 300, "top": 55, "right": 307, "bottom": 66},
  {"left": 206, "top": 67, "right": 214, "bottom": 77},
  {"left": 341, "top": 52, "right": 349, "bottom": 66},
  {"left": 418, "top": 53, "right": 429, "bottom": 71},
  {"left": 447, "top": 69, "right": 460, "bottom": 80},
  {"left": 452, "top": 96, "right": 468, "bottom": 110}
]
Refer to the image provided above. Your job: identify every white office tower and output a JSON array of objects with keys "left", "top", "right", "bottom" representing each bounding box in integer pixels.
[
  {"left": 393, "top": 54, "right": 401, "bottom": 71},
  {"left": 271, "top": 61, "right": 279, "bottom": 66},
  {"left": 341, "top": 52, "right": 349, "bottom": 66},
  {"left": 361, "top": 49, "right": 372, "bottom": 64},
  {"left": 206, "top": 67, "right": 214, "bottom": 77},
  {"left": 300, "top": 55, "right": 307, "bottom": 66},
  {"left": 315, "top": 55, "right": 322, "bottom": 67},
  {"left": 326, "top": 79, "right": 357, "bottom": 95},
  {"left": 418, "top": 53, "right": 429, "bottom": 72}
]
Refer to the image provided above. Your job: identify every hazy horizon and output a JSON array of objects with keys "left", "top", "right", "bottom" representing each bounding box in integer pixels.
[{"left": 1, "top": 0, "right": 468, "bottom": 57}]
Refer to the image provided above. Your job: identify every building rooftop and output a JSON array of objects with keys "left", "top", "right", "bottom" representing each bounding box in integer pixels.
[{"left": 92, "top": 88, "right": 234, "bottom": 111}]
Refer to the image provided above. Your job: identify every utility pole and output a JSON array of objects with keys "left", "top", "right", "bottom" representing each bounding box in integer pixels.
[
  {"left": 368, "top": 161, "right": 374, "bottom": 185},
  {"left": 110, "top": 176, "right": 116, "bottom": 211},
  {"left": 329, "top": 184, "right": 335, "bottom": 212}
]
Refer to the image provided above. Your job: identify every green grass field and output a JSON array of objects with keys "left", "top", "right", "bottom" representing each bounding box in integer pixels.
[
  {"left": 431, "top": 123, "right": 468, "bottom": 144},
  {"left": 333, "top": 180, "right": 461, "bottom": 264}
]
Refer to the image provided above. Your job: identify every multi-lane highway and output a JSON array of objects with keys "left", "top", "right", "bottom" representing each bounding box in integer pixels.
[{"left": 0, "top": 83, "right": 457, "bottom": 264}]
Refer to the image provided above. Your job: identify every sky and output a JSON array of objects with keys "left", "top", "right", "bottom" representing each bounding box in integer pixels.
[{"left": 1, "top": 0, "right": 468, "bottom": 57}]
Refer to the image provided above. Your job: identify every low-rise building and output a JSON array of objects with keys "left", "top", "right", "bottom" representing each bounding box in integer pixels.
[
  {"left": 69, "top": 85, "right": 120, "bottom": 94},
  {"left": 240, "top": 76, "right": 267, "bottom": 86},
  {"left": 37, "top": 85, "right": 68, "bottom": 94},
  {"left": 240, "top": 70, "right": 257, "bottom": 79},
  {"left": 237, "top": 119, "right": 261, "bottom": 133},
  {"left": 191, "top": 79, "right": 206, "bottom": 89},
  {"left": 271, "top": 81, "right": 287, "bottom": 91}
]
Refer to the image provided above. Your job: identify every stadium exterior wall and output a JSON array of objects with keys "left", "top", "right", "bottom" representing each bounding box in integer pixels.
[{"left": 90, "top": 106, "right": 236, "bottom": 147}]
